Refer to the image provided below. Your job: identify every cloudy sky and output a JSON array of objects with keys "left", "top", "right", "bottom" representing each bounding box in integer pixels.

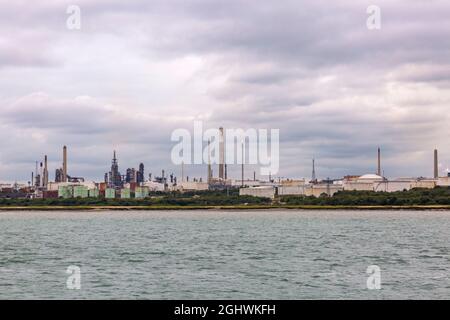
[{"left": 0, "top": 0, "right": 449, "bottom": 183}]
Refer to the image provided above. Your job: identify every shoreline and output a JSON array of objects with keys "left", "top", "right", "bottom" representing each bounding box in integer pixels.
[{"left": 1, "top": 205, "right": 449, "bottom": 211}]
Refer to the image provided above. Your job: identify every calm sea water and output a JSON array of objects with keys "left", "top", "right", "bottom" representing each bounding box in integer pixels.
[{"left": 1, "top": 210, "right": 450, "bottom": 299}]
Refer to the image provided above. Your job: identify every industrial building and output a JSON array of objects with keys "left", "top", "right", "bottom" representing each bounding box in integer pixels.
[
  {"left": 106, "top": 151, "right": 123, "bottom": 188},
  {"left": 1, "top": 136, "right": 448, "bottom": 201},
  {"left": 280, "top": 182, "right": 345, "bottom": 198},
  {"left": 239, "top": 148, "right": 449, "bottom": 199},
  {"left": 135, "top": 186, "right": 150, "bottom": 199},
  {"left": 239, "top": 186, "right": 276, "bottom": 199},
  {"left": 120, "top": 188, "right": 131, "bottom": 199},
  {"left": 105, "top": 188, "right": 116, "bottom": 199},
  {"left": 58, "top": 185, "right": 90, "bottom": 199},
  {"left": 143, "top": 181, "right": 166, "bottom": 192},
  {"left": 174, "top": 181, "right": 209, "bottom": 191}
]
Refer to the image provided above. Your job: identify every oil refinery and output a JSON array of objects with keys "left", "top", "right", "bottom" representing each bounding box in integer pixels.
[{"left": 0, "top": 135, "right": 449, "bottom": 200}]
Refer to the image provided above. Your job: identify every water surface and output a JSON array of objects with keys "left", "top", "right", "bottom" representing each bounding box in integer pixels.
[{"left": 1, "top": 210, "right": 449, "bottom": 299}]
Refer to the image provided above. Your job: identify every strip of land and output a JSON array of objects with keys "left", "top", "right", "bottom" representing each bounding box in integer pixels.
[
  {"left": 1, "top": 204, "right": 449, "bottom": 211},
  {"left": 1, "top": 188, "right": 449, "bottom": 211}
]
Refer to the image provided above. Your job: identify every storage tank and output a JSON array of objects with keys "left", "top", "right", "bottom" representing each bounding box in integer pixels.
[
  {"left": 88, "top": 189, "right": 100, "bottom": 198},
  {"left": 105, "top": 188, "right": 116, "bottom": 199},
  {"left": 58, "top": 185, "right": 72, "bottom": 199},
  {"left": 121, "top": 188, "right": 131, "bottom": 199},
  {"left": 134, "top": 186, "right": 149, "bottom": 199},
  {"left": 73, "top": 185, "right": 88, "bottom": 198}
]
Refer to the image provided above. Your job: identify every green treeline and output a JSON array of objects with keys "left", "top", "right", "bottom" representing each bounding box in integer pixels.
[
  {"left": 0, "top": 187, "right": 448, "bottom": 207},
  {"left": 281, "top": 187, "right": 450, "bottom": 206},
  {"left": 0, "top": 189, "right": 270, "bottom": 207}
]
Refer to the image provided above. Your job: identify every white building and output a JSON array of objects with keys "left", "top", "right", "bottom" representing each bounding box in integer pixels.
[
  {"left": 47, "top": 181, "right": 96, "bottom": 191},
  {"left": 143, "top": 181, "right": 166, "bottom": 192},
  {"left": 343, "top": 174, "right": 383, "bottom": 191},
  {"left": 174, "top": 181, "right": 209, "bottom": 191},
  {"left": 239, "top": 186, "right": 276, "bottom": 199},
  {"left": 278, "top": 185, "right": 306, "bottom": 196},
  {"left": 231, "top": 179, "right": 273, "bottom": 187},
  {"left": 437, "top": 175, "right": 450, "bottom": 187},
  {"left": 342, "top": 174, "right": 440, "bottom": 192},
  {"left": 306, "top": 184, "right": 344, "bottom": 197}
]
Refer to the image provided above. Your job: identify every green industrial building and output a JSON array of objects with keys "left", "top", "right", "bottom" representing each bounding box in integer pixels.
[
  {"left": 121, "top": 188, "right": 131, "bottom": 199},
  {"left": 58, "top": 185, "right": 72, "bottom": 199},
  {"left": 73, "top": 185, "right": 89, "bottom": 198},
  {"left": 105, "top": 188, "right": 116, "bottom": 199},
  {"left": 135, "top": 186, "right": 149, "bottom": 199},
  {"left": 88, "top": 189, "right": 99, "bottom": 198}
]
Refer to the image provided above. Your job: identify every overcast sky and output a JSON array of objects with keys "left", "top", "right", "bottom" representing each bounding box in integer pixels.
[{"left": 0, "top": 0, "right": 449, "bottom": 183}]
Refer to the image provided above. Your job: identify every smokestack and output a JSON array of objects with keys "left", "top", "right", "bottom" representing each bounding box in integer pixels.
[
  {"left": 44, "top": 155, "right": 48, "bottom": 189},
  {"left": 35, "top": 161, "right": 38, "bottom": 187},
  {"left": 434, "top": 149, "right": 439, "bottom": 179},
  {"left": 377, "top": 147, "right": 381, "bottom": 176},
  {"left": 63, "top": 145, "right": 67, "bottom": 182},
  {"left": 207, "top": 140, "right": 212, "bottom": 184},
  {"left": 241, "top": 142, "right": 244, "bottom": 187},
  {"left": 219, "top": 127, "right": 225, "bottom": 179},
  {"left": 312, "top": 158, "right": 316, "bottom": 182},
  {"left": 39, "top": 162, "right": 43, "bottom": 187}
]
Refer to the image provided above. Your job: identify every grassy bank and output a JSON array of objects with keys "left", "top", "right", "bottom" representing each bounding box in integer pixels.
[
  {"left": 0, "top": 187, "right": 448, "bottom": 210},
  {"left": 281, "top": 187, "right": 450, "bottom": 206},
  {"left": 1, "top": 204, "right": 449, "bottom": 211}
]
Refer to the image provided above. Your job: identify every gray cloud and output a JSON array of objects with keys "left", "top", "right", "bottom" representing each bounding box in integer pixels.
[{"left": 0, "top": 0, "right": 449, "bottom": 182}]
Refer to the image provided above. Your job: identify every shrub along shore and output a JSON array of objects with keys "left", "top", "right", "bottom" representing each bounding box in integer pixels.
[{"left": 0, "top": 187, "right": 449, "bottom": 210}]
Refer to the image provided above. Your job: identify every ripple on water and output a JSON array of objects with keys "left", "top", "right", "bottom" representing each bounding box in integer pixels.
[{"left": 1, "top": 209, "right": 450, "bottom": 299}]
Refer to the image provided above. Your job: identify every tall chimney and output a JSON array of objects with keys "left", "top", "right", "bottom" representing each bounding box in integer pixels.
[
  {"left": 434, "top": 149, "right": 439, "bottom": 179},
  {"left": 44, "top": 155, "right": 48, "bottom": 188},
  {"left": 207, "top": 140, "right": 212, "bottom": 184},
  {"left": 241, "top": 142, "right": 244, "bottom": 187},
  {"left": 219, "top": 127, "right": 225, "bottom": 179},
  {"left": 39, "top": 162, "right": 43, "bottom": 187},
  {"left": 377, "top": 147, "right": 381, "bottom": 176},
  {"left": 63, "top": 145, "right": 67, "bottom": 182},
  {"left": 312, "top": 158, "right": 316, "bottom": 182},
  {"left": 35, "top": 161, "right": 38, "bottom": 187}
]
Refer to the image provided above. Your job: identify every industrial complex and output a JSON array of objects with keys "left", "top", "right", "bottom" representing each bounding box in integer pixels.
[{"left": 0, "top": 128, "right": 449, "bottom": 200}]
